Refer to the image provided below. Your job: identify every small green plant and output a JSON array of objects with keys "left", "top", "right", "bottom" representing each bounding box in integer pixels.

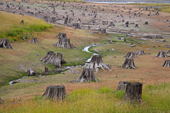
[
  {"left": 34, "top": 95, "right": 42, "bottom": 101},
  {"left": 97, "top": 87, "right": 113, "bottom": 94},
  {"left": 114, "top": 90, "right": 125, "bottom": 99}
]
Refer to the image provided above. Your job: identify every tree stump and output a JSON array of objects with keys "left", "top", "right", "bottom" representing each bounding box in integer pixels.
[
  {"left": 0, "top": 38, "right": 13, "bottom": 49},
  {"left": 135, "top": 24, "right": 139, "bottom": 28},
  {"left": 72, "top": 23, "right": 81, "bottom": 29},
  {"left": 0, "top": 98, "right": 4, "bottom": 104},
  {"left": 86, "top": 55, "right": 110, "bottom": 72},
  {"left": 125, "top": 52, "right": 137, "bottom": 59},
  {"left": 72, "top": 68, "right": 98, "bottom": 83},
  {"left": 122, "top": 59, "right": 136, "bottom": 69},
  {"left": 40, "top": 51, "right": 66, "bottom": 67},
  {"left": 56, "top": 33, "right": 67, "bottom": 39},
  {"left": 53, "top": 37, "right": 73, "bottom": 49},
  {"left": 162, "top": 60, "right": 170, "bottom": 67},
  {"left": 44, "top": 67, "right": 49, "bottom": 75},
  {"left": 27, "top": 68, "right": 35, "bottom": 76},
  {"left": 108, "top": 22, "right": 115, "bottom": 27},
  {"left": 42, "top": 85, "right": 66, "bottom": 100},
  {"left": 156, "top": 51, "right": 168, "bottom": 58},
  {"left": 100, "top": 28, "right": 106, "bottom": 34},
  {"left": 117, "top": 81, "right": 129, "bottom": 91},
  {"left": 167, "top": 50, "right": 170, "bottom": 54},
  {"left": 64, "top": 15, "right": 68, "bottom": 25},
  {"left": 20, "top": 20, "right": 24, "bottom": 25},
  {"left": 144, "top": 22, "right": 148, "bottom": 25},
  {"left": 135, "top": 50, "right": 146, "bottom": 55},
  {"left": 30, "top": 38, "right": 39, "bottom": 44},
  {"left": 122, "top": 82, "right": 143, "bottom": 103}
]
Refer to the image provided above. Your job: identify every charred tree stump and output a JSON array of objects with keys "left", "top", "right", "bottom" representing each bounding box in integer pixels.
[
  {"left": 162, "top": 60, "right": 170, "bottom": 67},
  {"left": 27, "top": 68, "right": 35, "bottom": 76},
  {"left": 125, "top": 52, "right": 137, "bottom": 59},
  {"left": 117, "top": 81, "right": 129, "bottom": 91},
  {"left": 86, "top": 55, "right": 110, "bottom": 72},
  {"left": 53, "top": 37, "right": 73, "bottom": 49},
  {"left": 40, "top": 51, "right": 66, "bottom": 67},
  {"left": 30, "top": 38, "right": 39, "bottom": 44},
  {"left": 135, "top": 50, "right": 146, "bottom": 55},
  {"left": 42, "top": 85, "right": 66, "bottom": 100},
  {"left": 155, "top": 51, "right": 168, "bottom": 58},
  {"left": 0, "top": 38, "right": 13, "bottom": 49},
  {"left": 44, "top": 67, "right": 49, "bottom": 75},
  {"left": 122, "top": 82, "right": 143, "bottom": 103},
  {"left": 64, "top": 15, "right": 68, "bottom": 25},
  {"left": 122, "top": 59, "right": 136, "bottom": 69},
  {"left": 72, "top": 68, "right": 98, "bottom": 83}
]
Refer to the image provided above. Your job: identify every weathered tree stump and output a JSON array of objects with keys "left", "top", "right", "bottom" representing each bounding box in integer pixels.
[
  {"left": 40, "top": 51, "right": 66, "bottom": 67},
  {"left": 122, "top": 59, "right": 136, "bottom": 69},
  {"left": 162, "top": 60, "right": 170, "bottom": 67},
  {"left": 117, "top": 81, "right": 129, "bottom": 91},
  {"left": 0, "top": 38, "right": 13, "bottom": 49},
  {"left": 30, "top": 38, "right": 39, "bottom": 44},
  {"left": 56, "top": 33, "right": 67, "bottom": 39},
  {"left": 27, "top": 68, "right": 35, "bottom": 76},
  {"left": 72, "top": 23, "right": 81, "bottom": 29},
  {"left": 72, "top": 68, "right": 98, "bottom": 83},
  {"left": 42, "top": 85, "right": 66, "bottom": 100},
  {"left": 155, "top": 51, "right": 168, "bottom": 58},
  {"left": 53, "top": 37, "right": 73, "bottom": 49},
  {"left": 122, "top": 82, "right": 143, "bottom": 103},
  {"left": 0, "top": 98, "right": 4, "bottom": 104},
  {"left": 100, "top": 28, "right": 106, "bottom": 34},
  {"left": 44, "top": 67, "right": 49, "bottom": 75},
  {"left": 86, "top": 55, "right": 110, "bottom": 72},
  {"left": 125, "top": 52, "right": 137, "bottom": 59},
  {"left": 135, "top": 50, "right": 146, "bottom": 55},
  {"left": 64, "top": 15, "right": 68, "bottom": 25}
]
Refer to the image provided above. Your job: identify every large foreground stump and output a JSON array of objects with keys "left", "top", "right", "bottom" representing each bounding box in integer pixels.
[
  {"left": 135, "top": 50, "right": 146, "bottom": 55},
  {"left": 86, "top": 55, "right": 110, "bottom": 72},
  {"left": 72, "top": 68, "right": 98, "bottom": 83},
  {"left": 162, "top": 60, "right": 170, "bottom": 67},
  {"left": 30, "top": 38, "right": 39, "bottom": 44},
  {"left": 0, "top": 38, "right": 13, "bottom": 49},
  {"left": 122, "top": 82, "right": 143, "bottom": 103},
  {"left": 42, "top": 85, "right": 66, "bottom": 100},
  {"left": 40, "top": 51, "right": 66, "bottom": 67},
  {"left": 155, "top": 51, "right": 168, "bottom": 58},
  {"left": 122, "top": 59, "right": 136, "bottom": 69},
  {"left": 125, "top": 52, "right": 137, "bottom": 59},
  {"left": 117, "top": 81, "right": 129, "bottom": 91}
]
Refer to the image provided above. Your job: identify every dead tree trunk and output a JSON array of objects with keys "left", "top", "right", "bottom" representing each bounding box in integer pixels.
[
  {"left": 42, "top": 85, "right": 66, "bottom": 100},
  {"left": 72, "top": 68, "right": 98, "bottom": 83},
  {"left": 156, "top": 51, "right": 168, "bottom": 58},
  {"left": 53, "top": 38, "right": 73, "bottom": 49},
  {"left": 86, "top": 55, "right": 110, "bottom": 72},
  {"left": 162, "top": 60, "right": 170, "bottom": 67},
  {"left": 122, "top": 82, "right": 143, "bottom": 103},
  {"left": 0, "top": 38, "right": 13, "bottom": 49},
  {"left": 44, "top": 67, "right": 49, "bottom": 75},
  {"left": 117, "top": 81, "right": 129, "bottom": 91},
  {"left": 135, "top": 50, "right": 146, "bottom": 55},
  {"left": 122, "top": 59, "right": 136, "bottom": 69},
  {"left": 30, "top": 38, "right": 39, "bottom": 44},
  {"left": 40, "top": 51, "right": 66, "bottom": 67},
  {"left": 125, "top": 52, "right": 137, "bottom": 59}
]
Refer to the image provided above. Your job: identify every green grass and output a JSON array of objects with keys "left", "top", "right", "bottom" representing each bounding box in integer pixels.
[
  {"left": 0, "top": 11, "right": 53, "bottom": 41},
  {"left": 2, "top": 83, "right": 170, "bottom": 113}
]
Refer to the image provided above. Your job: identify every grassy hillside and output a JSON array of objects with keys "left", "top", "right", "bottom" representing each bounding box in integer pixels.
[
  {"left": 0, "top": 11, "right": 52, "bottom": 41},
  {"left": 1, "top": 83, "right": 170, "bottom": 113}
]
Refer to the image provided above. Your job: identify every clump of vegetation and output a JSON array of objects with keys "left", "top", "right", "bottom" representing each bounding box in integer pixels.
[{"left": 0, "top": 11, "right": 53, "bottom": 41}]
